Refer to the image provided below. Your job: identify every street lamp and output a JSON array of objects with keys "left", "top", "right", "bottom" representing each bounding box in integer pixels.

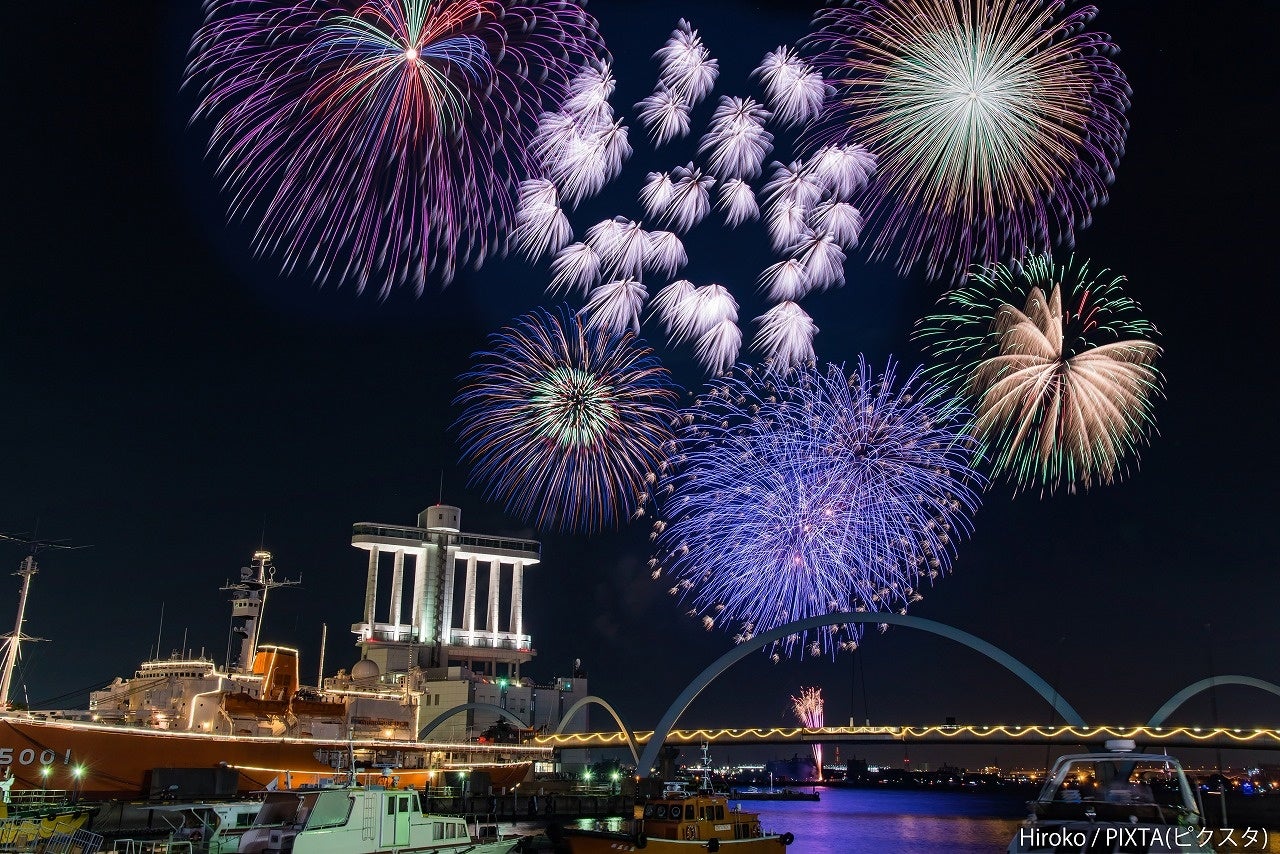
[
  {"left": 40, "top": 766, "right": 50, "bottom": 796},
  {"left": 610, "top": 770, "right": 620, "bottom": 795},
  {"left": 71, "top": 765, "right": 85, "bottom": 803},
  {"left": 583, "top": 770, "right": 593, "bottom": 791}
]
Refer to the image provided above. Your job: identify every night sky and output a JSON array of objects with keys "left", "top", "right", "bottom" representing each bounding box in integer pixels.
[{"left": 4, "top": 1, "right": 1278, "bottom": 770}]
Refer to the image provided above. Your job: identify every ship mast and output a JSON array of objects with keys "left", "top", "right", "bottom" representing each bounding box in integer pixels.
[
  {"left": 221, "top": 550, "right": 299, "bottom": 673},
  {"left": 0, "top": 532, "right": 83, "bottom": 711}
]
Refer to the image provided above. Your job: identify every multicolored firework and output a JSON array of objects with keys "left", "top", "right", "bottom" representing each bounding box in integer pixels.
[
  {"left": 917, "top": 255, "right": 1163, "bottom": 495},
  {"left": 652, "top": 360, "right": 982, "bottom": 657},
  {"left": 791, "top": 686, "right": 825, "bottom": 779},
  {"left": 187, "top": 0, "right": 603, "bottom": 294},
  {"left": 802, "top": 0, "right": 1130, "bottom": 281},
  {"left": 454, "top": 307, "right": 678, "bottom": 534}
]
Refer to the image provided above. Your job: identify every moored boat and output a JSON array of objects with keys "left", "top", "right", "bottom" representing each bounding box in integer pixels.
[
  {"left": 236, "top": 783, "right": 519, "bottom": 854},
  {"left": 557, "top": 782, "right": 792, "bottom": 854},
  {"left": 1007, "top": 740, "right": 1214, "bottom": 854}
]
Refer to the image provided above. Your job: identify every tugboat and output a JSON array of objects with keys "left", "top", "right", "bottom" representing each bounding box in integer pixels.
[
  {"left": 558, "top": 746, "right": 793, "bottom": 853},
  {"left": 1007, "top": 740, "right": 1214, "bottom": 853}
]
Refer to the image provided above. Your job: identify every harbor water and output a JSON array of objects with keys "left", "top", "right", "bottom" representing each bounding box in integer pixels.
[{"left": 507, "top": 786, "right": 1280, "bottom": 852}]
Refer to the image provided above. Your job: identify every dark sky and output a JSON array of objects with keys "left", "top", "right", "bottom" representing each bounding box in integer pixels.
[{"left": 4, "top": 1, "right": 1278, "bottom": 770}]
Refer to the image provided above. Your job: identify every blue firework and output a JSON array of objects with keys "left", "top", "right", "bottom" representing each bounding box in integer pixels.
[
  {"left": 454, "top": 306, "right": 680, "bottom": 534},
  {"left": 652, "top": 359, "right": 982, "bottom": 657}
]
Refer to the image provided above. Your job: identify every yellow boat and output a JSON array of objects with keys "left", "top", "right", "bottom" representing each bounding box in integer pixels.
[
  {"left": 556, "top": 782, "right": 793, "bottom": 853},
  {"left": 0, "top": 791, "right": 96, "bottom": 849}
]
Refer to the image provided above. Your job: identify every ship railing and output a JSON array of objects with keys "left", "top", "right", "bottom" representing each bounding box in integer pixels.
[
  {"left": 7, "top": 789, "right": 71, "bottom": 808},
  {"left": 44, "top": 830, "right": 104, "bottom": 854},
  {"left": 111, "top": 839, "right": 193, "bottom": 854}
]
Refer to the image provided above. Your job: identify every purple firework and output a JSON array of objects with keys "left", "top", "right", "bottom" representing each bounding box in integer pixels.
[
  {"left": 454, "top": 307, "right": 679, "bottom": 534},
  {"left": 800, "top": 0, "right": 1130, "bottom": 281},
  {"left": 652, "top": 359, "right": 982, "bottom": 657},
  {"left": 187, "top": 0, "right": 604, "bottom": 294}
]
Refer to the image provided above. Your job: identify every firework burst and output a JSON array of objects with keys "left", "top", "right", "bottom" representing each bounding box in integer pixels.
[
  {"left": 801, "top": 0, "right": 1130, "bottom": 280},
  {"left": 187, "top": 0, "right": 602, "bottom": 294},
  {"left": 791, "top": 686, "right": 825, "bottom": 778},
  {"left": 454, "top": 307, "right": 678, "bottom": 533},
  {"left": 918, "top": 255, "right": 1163, "bottom": 495},
  {"left": 652, "top": 359, "right": 982, "bottom": 656}
]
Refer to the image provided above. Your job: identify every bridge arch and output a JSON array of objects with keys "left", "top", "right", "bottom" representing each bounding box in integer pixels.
[
  {"left": 1148, "top": 676, "right": 1280, "bottom": 727},
  {"left": 554, "top": 695, "right": 641, "bottom": 764},
  {"left": 417, "top": 702, "right": 529, "bottom": 741},
  {"left": 635, "top": 612, "right": 1085, "bottom": 776}
]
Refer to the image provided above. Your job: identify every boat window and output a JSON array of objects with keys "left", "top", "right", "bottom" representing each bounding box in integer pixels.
[
  {"left": 654, "top": 805, "right": 666, "bottom": 819},
  {"left": 399, "top": 796, "right": 409, "bottom": 813},
  {"left": 643, "top": 805, "right": 654, "bottom": 818},
  {"left": 253, "top": 796, "right": 302, "bottom": 826},
  {"left": 304, "top": 792, "right": 353, "bottom": 830},
  {"left": 433, "top": 822, "right": 444, "bottom": 840},
  {"left": 715, "top": 805, "right": 724, "bottom": 820},
  {"left": 387, "top": 796, "right": 396, "bottom": 816}
]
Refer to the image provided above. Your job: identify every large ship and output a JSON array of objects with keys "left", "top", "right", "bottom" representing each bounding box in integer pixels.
[{"left": 0, "top": 506, "right": 591, "bottom": 800}]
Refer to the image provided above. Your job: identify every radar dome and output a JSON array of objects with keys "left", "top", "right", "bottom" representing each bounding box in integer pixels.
[{"left": 351, "top": 658, "right": 380, "bottom": 680}]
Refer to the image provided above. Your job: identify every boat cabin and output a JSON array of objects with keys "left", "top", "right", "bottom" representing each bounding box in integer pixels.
[
  {"left": 236, "top": 786, "right": 499, "bottom": 854},
  {"left": 640, "top": 784, "right": 765, "bottom": 843}
]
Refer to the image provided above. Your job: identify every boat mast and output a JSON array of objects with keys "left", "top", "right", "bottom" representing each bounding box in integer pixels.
[{"left": 0, "top": 555, "right": 46, "bottom": 710}]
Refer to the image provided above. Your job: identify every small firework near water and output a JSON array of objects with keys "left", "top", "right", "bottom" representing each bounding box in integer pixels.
[
  {"left": 651, "top": 359, "right": 982, "bottom": 657},
  {"left": 791, "top": 686, "right": 824, "bottom": 779},
  {"left": 801, "top": 0, "right": 1129, "bottom": 281},
  {"left": 454, "top": 307, "right": 678, "bottom": 534},
  {"left": 186, "top": 0, "right": 603, "bottom": 294},
  {"left": 918, "top": 255, "right": 1164, "bottom": 496}
]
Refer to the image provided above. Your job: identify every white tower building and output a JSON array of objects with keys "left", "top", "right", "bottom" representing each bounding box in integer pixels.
[{"left": 350, "top": 505, "right": 540, "bottom": 679}]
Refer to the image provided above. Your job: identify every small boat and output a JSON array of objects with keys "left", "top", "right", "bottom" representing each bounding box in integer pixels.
[
  {"left": 144, "top": 800, "right": 263, "bottom": 854},
  {"left": 557, "top": 782, "right": 793, "bottom": 853},
  {"left": 1007, "top": 740, "right": 1215, "bottom": 853},
  {"left": 234, "top": 783, "right": 520, "bottom": 854}
]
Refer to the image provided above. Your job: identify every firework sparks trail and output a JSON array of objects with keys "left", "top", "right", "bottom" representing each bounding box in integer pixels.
[
  {"left": 917, "top": 254, "right": 1163, "bottom": 495},
  {"left": 801, "top": 0, "right": 1129, "bottom": 281},
  {"left": 652, "top": 359, "right": 982, "bottom": 657},
  {"left": 454, "top": 307, "right": 678, "bottom": 533},
  {"left": 188, "top": 0, "right": 603, "bottom": 294}
]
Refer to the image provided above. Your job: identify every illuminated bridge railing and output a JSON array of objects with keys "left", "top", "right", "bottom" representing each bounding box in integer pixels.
[{"left": 533, "top": 725, "right": 1280, "bottom": 750}]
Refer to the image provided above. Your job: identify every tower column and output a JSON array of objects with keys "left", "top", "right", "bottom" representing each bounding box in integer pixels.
[
  {"left": 388, "top": 549, "right": 405, "bottom": 636},
  {"left": 462, "top": 556, "right": 478, "bottom": 639},
  {"left": 441, "top": 552, "right": 457, "bottom": 647},
  {"left": 487, "top": 560, "right": 502, "bottom": 647},
  {"left": 411, "top": 552, "right": 426, "bottom": 642},
  {"left": 509, "top": 560, "right": 524, "bottom": 647},
  {"left": 362, "top": 547, "right": 379, "bottom": 634}
]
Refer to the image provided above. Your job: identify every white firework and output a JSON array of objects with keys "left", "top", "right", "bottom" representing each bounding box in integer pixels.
[
  {"left": 717, "top": 178, "right": 759, "bottom": 228},
  {"left": 547, "top": 241, "right": 600, "bottom": 296},
  {"left": 788, "top": 229, "right": 846, "bottom": 291},
  {"left": 650, "top": 279, "right": 697, "bottom": 335},
  {"left": 667, "top": 283, "right": 738, "bottom": 346},
  {"left": 809, "top": 200, "right": 863, "bottom": 250},
  {"left": 758, "top": 258, "right": 811, "bottom": 301},
  {"left": 533, "top": 112, "right": 624, "bottom": 207},
  {"left": 586, "top": 217, "right": 651, "bottom": 280},
  {"left": 753, "top": 301, "right": 818, "bottom": 367},
  {"left": 766, "top": 198, "right": 809, "bottom": 252},
  {"left": 511, "top": 198, "right": 571, "bottom": 262},
  {"left": 583, "top": 277, "right": 648, "bottom": 334},
  {"left": 563, "top": 62, "right": 617, "bottom": 125},
  {"left": 694, "top": 318, "right": 742, "bottom": 375},
  {"left": 646, "top": 231, "right": 688, "bottom": 279},
  {"left": 639, "top": 171, "right": 675, "bottom": 221},
  {"left": 660, "top": 164, "right": 715, "bottom": 232},
  {"left": 753, "top": 46, "right": 828, "bottom": 127},
  {"left": 809, "top": 144, "right": 877, "bottom": 202},
  {"left": 698, "top": 96, "right": 774, "bottom": 180},
  {"left": 761, "top": 160, "right": 825, "bottom": 210},
  {"left": 654, "top": 19, "right": 719, "bottom": 105},
  {"left": 635, "top": 87, "right": 692, "bottom": 146}
]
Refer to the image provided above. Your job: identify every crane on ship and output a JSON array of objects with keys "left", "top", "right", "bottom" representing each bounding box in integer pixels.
[{"left": 0, "top": 531, "right": 86, "bottom": 711}]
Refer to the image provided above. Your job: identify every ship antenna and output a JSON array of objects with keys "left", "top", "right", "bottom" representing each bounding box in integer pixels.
[
  {"left": 437, "top": 472, "right": 444, "bottom": 506},
  {"left": 0, "top": 531, "right": 89, "bottom": 711}
]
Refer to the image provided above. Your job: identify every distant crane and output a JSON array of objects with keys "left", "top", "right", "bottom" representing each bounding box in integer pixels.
[{"left": 0, "top": 531, "right": 87, "bottom": 710}]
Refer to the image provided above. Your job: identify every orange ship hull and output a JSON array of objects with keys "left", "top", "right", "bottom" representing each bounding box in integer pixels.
[{"left": 1, "top": 716, "right": 529, "bottom": 800}]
